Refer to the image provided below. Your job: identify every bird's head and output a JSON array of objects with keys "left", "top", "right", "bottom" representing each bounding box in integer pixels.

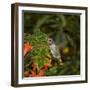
[{"left": 48, "top": 38, "right": 54, "bottom": 45}]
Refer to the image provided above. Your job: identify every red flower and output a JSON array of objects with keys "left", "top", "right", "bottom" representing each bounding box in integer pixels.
[
  {"left": 43, "top": 65, "right": 49, "bottom": 70},
  {"left": 38, "top": 70, "right": 45, "bottom": 76},
  {"left": 32, "top": 64, "right": 37, "bottom": 71},
  {"left": 24, "top": 42, "right": 32, "bottom": 57},
  {"left": 30, "top": 68, "right": 45, "bottom": 77},
  {"left": 31, "top": 70, "right": 36, "bottom": 77}
]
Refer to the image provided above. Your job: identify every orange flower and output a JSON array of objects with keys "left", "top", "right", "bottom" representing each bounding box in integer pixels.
[
  {"left": 31, "top": 70, "right": 36, "bottom": 77},
  {"left": 32, "top": 70, "right": 45, "bottom": 77},
  {"left": 30, "top": 69, "right": 45, "bottom": 77},
  {"left": 43, "top": 65, "right": 49, "bottom": 70},
  {"left": 38, "top": 70, "right": 45, "bottom": 76},
  {"left": 34, "top": 75, "right": 41, "bottom": 77},
  {"left": 24, "top": 42, "right": 32, "bottom": 57},
  {"left": 32, "top": 64, "right": 37, "bottom": 71}
]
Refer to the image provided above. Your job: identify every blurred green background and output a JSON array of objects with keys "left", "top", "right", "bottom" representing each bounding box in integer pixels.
[{"left": 24, "top": 12, "right": 80, "bottom": 76}]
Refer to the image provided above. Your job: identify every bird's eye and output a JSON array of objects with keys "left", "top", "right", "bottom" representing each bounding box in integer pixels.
[{"left": 49, "top": 40, "right": 51, "bottom": 42}]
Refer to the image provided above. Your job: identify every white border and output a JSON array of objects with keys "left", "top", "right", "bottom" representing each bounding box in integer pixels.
[{"left": 18, "top": 6, "right": 86, "bottom": 84}]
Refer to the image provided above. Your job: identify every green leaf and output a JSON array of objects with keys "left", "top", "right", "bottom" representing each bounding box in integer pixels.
[{"left": 45, "top": 66, "right": 58, "bottom": 76}]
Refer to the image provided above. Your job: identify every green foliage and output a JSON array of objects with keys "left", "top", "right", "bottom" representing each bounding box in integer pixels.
[
  {"left": 45, "top": 66, "right": 58, "bottom": 76},
  {"left": 24, "top": 30, "right": 51, "bottom": 70}
]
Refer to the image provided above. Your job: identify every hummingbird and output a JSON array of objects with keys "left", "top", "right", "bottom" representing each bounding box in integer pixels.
[{"left": 48, "top": 38, "right": 64, "bottom": 65}]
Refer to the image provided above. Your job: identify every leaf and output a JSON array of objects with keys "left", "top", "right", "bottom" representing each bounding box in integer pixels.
[{"left": 45, "top": 66, "right": 58, "bottom": 76}]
